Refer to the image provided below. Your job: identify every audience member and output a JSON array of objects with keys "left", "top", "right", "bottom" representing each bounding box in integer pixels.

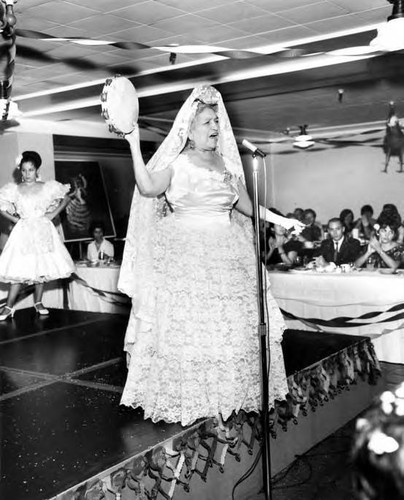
[
  {"left": 340, "top": 208, "right": 355, "bottom": 237},
  {"left": 315, "top": 217, "right": 361, "bottom": 266},
  {"left": 354, "top": 213, "right": 404, "bottom": 271},
  {"left": 354, "top": 205, "right": 377, "bottom": 240},
  {"left": 352, "top": 382, "right": 404, "bottom": 500},
  {"left": 293, "top": 207, "right": 304, "bottom": 222},
  {"left": 87, "top": 221, "right": 114, "bottom": 262},
  {"left": 264, "top": 210, "right": 303, "bottom": 267},
  {"left": 300, "top": 208, "right": 323, "bottom": 242},
  {"left": 379, "top": 204, "right": 404, "bottom": 244}
]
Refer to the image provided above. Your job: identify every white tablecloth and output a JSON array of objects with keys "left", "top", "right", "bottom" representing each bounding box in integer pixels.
[
  {"left": 68, "top": 264, "right": 129, "bottom": 314},
  {"left": 268, "top": 269, "right": 404, "bottom": 363}
]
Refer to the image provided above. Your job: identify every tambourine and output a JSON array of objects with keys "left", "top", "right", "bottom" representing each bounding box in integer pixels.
[{"left": 100, "top": 75, "right": 139, "bottom": 137}]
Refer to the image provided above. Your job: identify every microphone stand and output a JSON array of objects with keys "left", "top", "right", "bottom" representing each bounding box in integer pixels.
[{"left": 249, "top": 153, "right": 273, "bottom": 500}]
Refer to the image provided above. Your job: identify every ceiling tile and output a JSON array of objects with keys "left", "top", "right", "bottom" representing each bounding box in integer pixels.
[
  {"left": 246, "top": 25, "right": 320, "bottom": 44},
  {"left": 197, "top": 1, "right": 269, "bottom": 23},
  {"left": 16, "top": 37, "right": 62, "bottom": 55},
  {"left": 107, "top": 47, "right": 162, "bottom": 62},
  {"left": 24, "top": 1, "right": 99, "bottom": 24},
  {"left": 111, "top": 25, "right": 173, "bottom": 43},
  {"left": 243, "top": 0, "right": 328, "bottom": 13},
  {"left": 112, "top": 1, "right": 186, "bottom": 24},
  {"left": 224, "top": 35, "right": 283, "bottom": 50},
  {"left": 328, "top": 0, "right": 388, "bottom": 12},
  {"left": 15, "top": 0, "right": 55, "bottom": 10},
  {"left": 143, "top": 33, "right": 201, "bottom": 46},
  {"left": 185, "top": 24, "right": 250, "bottom": 44},
  {"left": 79, "top": 51, "right": 137, "bottom": 67},
  {"left": 66, "top": 0, "right": 144, "bottom": 12},
  {"left": 156, "top": 0, "right": 235, "bottom": 11},
  {"left": 280, "top": 2, "right": 350, "bottom": 24},
  {"left": 152, "top": 14, "right": 220, "bottom": 34},
  {"left": 47, "top": 44, "right": 98, "bottom": 60},
  {"left": 15, "top": 15, "right": 58, "bottom": 32},
  {"left": 305, "top": 13, "right": 378, "bottom": 34},
  {"left": 228, "top": 14, "right": 296, "bottom": 34},
  {"left": 69, "top": 13, "right": 140, "bottom": 36},
  {"left": 356, "top": 6, "right": 392, "bottom": 23}
]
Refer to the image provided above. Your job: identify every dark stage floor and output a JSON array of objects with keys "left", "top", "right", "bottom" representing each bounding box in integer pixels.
[
  {"left": 0, "top": 308, "right": 378, "bottom": 500},
  {"left": 0, "top": 309, "right": 185, "bottom": 500}
]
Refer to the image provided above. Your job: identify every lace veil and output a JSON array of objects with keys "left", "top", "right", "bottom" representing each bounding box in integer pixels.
[{"left": 118, "top": 85, "right": 253, "bottom": 299}]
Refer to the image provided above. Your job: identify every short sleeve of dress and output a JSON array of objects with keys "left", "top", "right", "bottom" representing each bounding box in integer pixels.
[
  {"left": 0, "top": 182, "right": 18, "bottom": 214},
  {"left": 45, "top": 180, "right": 70, "bottom": 212}
]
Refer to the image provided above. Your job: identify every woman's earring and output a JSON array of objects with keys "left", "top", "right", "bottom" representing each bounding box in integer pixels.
[{"left": 188, "top": 139, "right": 195, "bottom": 149}]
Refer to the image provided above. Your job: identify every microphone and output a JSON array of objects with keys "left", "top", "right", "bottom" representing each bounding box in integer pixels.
[{"left": 241, "top": 139, "right": 266, "bottom": 158}]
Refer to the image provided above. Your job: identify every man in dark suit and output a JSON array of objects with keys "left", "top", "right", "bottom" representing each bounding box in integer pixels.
[{"left": 315, "top": 217, "right": 361, "bottom": 266}]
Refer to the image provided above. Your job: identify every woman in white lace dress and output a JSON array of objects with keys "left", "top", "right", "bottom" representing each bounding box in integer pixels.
[
  {"left": 119, "top": 86, "right": 303, "bottom": 426},
  {"left": 0, "top": 151, "right": 75, "bottom": 320}
]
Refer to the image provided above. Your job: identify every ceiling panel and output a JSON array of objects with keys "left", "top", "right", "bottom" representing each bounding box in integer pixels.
[
  {"left": 67, "top": 0, "right": 147, "bottom": 11},
  {"left": 280, "top": 2, "right": 350, "bottom": 24},
  {"left": 228, "top": 13, "right": 297, "bottom": 34},
  {"left": 68, "top": 13, "right": 140, "bottom": 36},
  {"left": 3, "top": 0, "right": 403, "bottom": 142},
  {"left": 111, "top": 25, "right": 174, "bottom": 43},
  {"left": 157, "top": 0, "right": 236, "bottom": 10},
  {"left": 329, "top": 0, "right": 388, "bottom": 12},
  {"left": 112, "top": 1, "right": 186, "bottom": 24},
  {"left": 24, "top": 1, "right": 99, "bottom": 24}
]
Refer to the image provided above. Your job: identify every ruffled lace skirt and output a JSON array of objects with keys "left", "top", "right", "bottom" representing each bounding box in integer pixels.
[
  {"left": 0, "top": 217, "right": 75, "bottom": 284},
  {"left": 120, "top": 214, "right": 288, "bottom": 426}
]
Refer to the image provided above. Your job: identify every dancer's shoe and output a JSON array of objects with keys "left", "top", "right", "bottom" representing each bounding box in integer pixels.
[
  {"left": 34, "top": 302, "right": 49, "bottom": 315},
  {"left": 0, "top": 306, "right": 15, "bottom": 320}
]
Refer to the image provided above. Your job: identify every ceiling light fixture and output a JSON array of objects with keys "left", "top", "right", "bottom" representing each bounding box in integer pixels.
[{"left": 293, "top": 125, "right": 315, "bottom": 149}]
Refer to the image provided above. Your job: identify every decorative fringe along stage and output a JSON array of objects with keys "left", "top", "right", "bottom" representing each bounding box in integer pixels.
[{"left": 54, "top": 336, "right": 380, "bottom": 500}]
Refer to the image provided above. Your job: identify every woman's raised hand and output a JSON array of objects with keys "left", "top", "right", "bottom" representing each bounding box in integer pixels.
[{"left": 125, "top": 124, "right": 140, "bottom": 144}]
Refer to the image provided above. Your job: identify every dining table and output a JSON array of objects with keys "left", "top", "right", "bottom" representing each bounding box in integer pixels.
[
  {"left": 268, "top": 267, "right": 404, "bottom": 364},
  {"left": 67, "top": 261, "right": 129, "bottom": 314}
]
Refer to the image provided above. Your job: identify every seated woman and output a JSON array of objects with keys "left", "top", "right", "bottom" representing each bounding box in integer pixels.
[
  {"left": 264, "top": 210, "right": 303, "bottom": 267},
  {"left": 354, "top": 204, "right": 376, "bottom": 240},
  {"left": 378, "top": 203, "right": 404, "bottom": 244},
  {"left": 86, "top": 221, "right": 114, "bottom": 262},
  {"left": 340, "top": 208, "right": 355, "bottom": 237},
  {"left": 354, "top": 213, "right": 404, "bottom": 271}
]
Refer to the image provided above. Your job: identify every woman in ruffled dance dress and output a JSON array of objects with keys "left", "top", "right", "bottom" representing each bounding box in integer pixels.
[
  {"left": 118, "top": 86, "right": 303, "bottom": 426},
  {"left": 0, "top": 151, "right": 75, "bottom": 320}
]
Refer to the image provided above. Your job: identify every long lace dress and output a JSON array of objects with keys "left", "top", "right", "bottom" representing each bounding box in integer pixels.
[
  {"left": 0, "top": 180, "right": 75, "bottom": 283},
  {"left": 120, "top": 155, "right": 288, "bottom": 426}
]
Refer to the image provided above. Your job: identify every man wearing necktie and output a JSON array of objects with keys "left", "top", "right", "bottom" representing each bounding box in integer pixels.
[{"left": 315, "top": 217, "right": 361, "bottom": 266}]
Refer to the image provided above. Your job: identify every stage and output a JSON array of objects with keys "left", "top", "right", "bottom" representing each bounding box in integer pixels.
[{"left": 0, "top": 308, "right": 383, "bottom": 500}]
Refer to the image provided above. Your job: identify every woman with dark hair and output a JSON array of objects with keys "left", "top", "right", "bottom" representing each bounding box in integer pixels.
[
  {"left": 354, "top": 205, "right": 376, "bottom": 240},
  {"left": 0, "top": 150, "right": 75, "bottom": 320},
  {"left": 263, "top": 209, "right": 302, "bottom": 267},
  {"left": 87, "top": 220, "right": 114, "bottom": 262},
  {"left": 352, "top": 382, "right": 404, "bottom": 500},
  {"left": 354, "top": 212, "right": 404, "bottom": 270},
  {"left": 379, "top": 203, "right": 404, "bottom": 244},
  {"left": 339, "top": 208, "right": 355, "bottom": 237}
]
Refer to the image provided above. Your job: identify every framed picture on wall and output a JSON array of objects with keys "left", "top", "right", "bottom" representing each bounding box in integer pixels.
[{"left": 54, "top": 160, "right": 116, "bottom": 242}]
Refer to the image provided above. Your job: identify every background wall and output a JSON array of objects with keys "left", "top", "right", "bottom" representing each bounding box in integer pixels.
[
  {"left": 242, "top": 141, "right": 404, "bottom": 225},
  {"left": 2, "top": 130, "right": 403, "bottom": 237}
]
